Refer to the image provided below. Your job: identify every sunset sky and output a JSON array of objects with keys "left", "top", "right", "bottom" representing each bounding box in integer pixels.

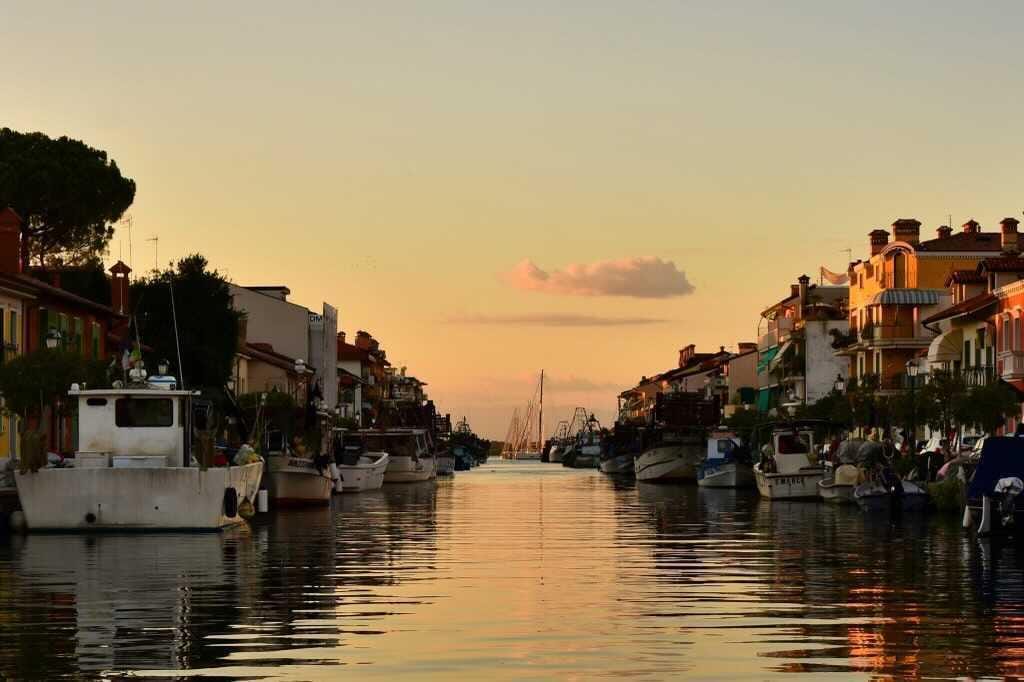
[{"left": 6, "top": 1, "right": 1024, "bottom": 437}]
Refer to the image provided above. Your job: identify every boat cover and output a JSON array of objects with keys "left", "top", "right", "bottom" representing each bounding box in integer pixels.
[{"left": 967, "top": 437, "right": 1024, "bottom": 499}]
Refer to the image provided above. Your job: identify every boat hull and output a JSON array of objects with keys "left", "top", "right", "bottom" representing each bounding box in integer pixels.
[
  {"left": 854, "top": 481, "right": 928, "bottom": 511},
  {"left": 754, "top": 465, "right": 824, "bottom": 500},
  {"left": 635, "top": 444, "right": 702, "bottom": 482},
  {"left": 548, "top": 447, "right": 564, "bottom": 464},
  {"left": 599, "top": 453, "right": 635, "bottom": 475},
  {"left": 818, "top": 481, "right": 856, "bottom": 504},
  {"left": 697, "top": 461, "right": 754, "bottom": 488},
  {"left": 14, "top": 462, "right": 264, "bottom": 531},
  {"left": 266, "top": 455, "right": 333, "bottom": 505},
  {"left": 384, "top": 455, "right": 437, "bottom": 483},
  {"left": 436, "top": 455, "right": 455, "bottom": 477},
  {"left": 336, "top": 454, "right": 389, "bottom": 493}
]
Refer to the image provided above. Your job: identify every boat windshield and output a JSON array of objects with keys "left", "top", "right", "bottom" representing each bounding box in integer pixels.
[
  {"left": 716, "top": 439, "right": 736, "bottom": 456},
  {"left": 776, "top": 432, "right": 811, "bottom": 455},
  {"left": 363, "top": 434, "right": 415, "bottom": 457}
]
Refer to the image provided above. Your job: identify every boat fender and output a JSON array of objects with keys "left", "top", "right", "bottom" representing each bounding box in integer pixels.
[
  {"left": 223, "top": 487, "right": 239, "bottom": 518},
  {"left": 9, "top": 510, "right": 26, "bottom": 533},
  {"left": 238, "top": 497, "right": 255, "bottom": 520}
]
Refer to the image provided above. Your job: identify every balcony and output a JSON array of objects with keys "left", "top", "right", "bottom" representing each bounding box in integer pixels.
[{"left": 1000, "top": 351, "right": 1024, "bottom": 381}]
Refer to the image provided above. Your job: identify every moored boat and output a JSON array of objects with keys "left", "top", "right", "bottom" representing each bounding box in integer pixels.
[
  {"left": 15, "top": 381, "right": 263, "bottom": 531},
  {"left": 753, "top": 421, "right": 826, "bottom": 500},
  {"left": 697, "top": 431, "right": 753, "bottom": 488},
  {"left": 817, "top": 462, "right": 859, "bottom": 504},
  {"left": 436, "top": 450, "right": 456, "bottom": 476},
  {"left": 329, "top": 429, "right": 389, "bottom": 493},
  {"left": 635, "top": 429, "right": 705, "bottom": 482},
  {"left": 854, "top": 476, "right": 928, "bottom": 511},
  {"left": 265, "top": 449, "right": 333, "bottom": 506},
  {"left": 362, "top": 429, "right": 436, "bottom": 483}
]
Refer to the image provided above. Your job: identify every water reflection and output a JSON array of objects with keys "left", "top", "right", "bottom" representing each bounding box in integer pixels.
[{"left": 2, "top": 463, "right": 1024, "bottom": 678}]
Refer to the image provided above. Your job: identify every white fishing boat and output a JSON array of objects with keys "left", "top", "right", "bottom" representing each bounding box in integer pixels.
[
  {"left": 265, "top": 451, "right": 333, "bottom": 505},
  {"left": 15, "top": 381, "right": 263, "bottom": 531},
  {"left": 697, "top": 432, "right": 753, "bottom": 488},
  {"left": 754, "top": 422, "right": 825, "bottom": 500},
  {"left": 635, "top": 429, "right": 705, "bottom": 482},
  {"left": 362, "top": 429, "right": 437, "bottom": 483},
  {"left": 329, "top": 429, "right": 389, "bottom": 493},
  {"left": 599, "top": 452, "right": 635, "bottom": 475}
]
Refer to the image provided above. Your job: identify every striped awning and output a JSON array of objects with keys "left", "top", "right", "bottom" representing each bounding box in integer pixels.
[
  {"left": 756, "top": 346, "right": 779, "bottom": 374},
  {"left": 870, "top": 289, "right": 944, "bottom": 306},
  {"left": 927, "top": 327, "right": 963, "bottom": 364},
  {"left": 768, "top": 340, "right": 793, "bottom": 373}
]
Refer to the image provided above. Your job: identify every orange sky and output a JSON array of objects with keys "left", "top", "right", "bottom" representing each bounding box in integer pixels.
[{"left": 7, "top": 1, "right": 1024, "bottom": 437}]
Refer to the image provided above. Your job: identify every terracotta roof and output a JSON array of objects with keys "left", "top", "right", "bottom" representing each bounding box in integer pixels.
[
  {"left": 244, "top": 342, "right": 300, "bottom": 372},
  {"left": 915, "top": 231, "right": 1002, "bottom": 252},
  {"left": 945, "top": 270, "right": 986, "bottom": 286},
  {"left": 920, "top": 292, "right": 997, "bottom": 325},
  {"left": 978, "top": 257, "right": 1024, "bottom": 273},
  {"left": 0, "top": 272, "right": 120, "bottom": 317},
  {"left": 337, "top": 341, "right": 370, "bottom": 362}
]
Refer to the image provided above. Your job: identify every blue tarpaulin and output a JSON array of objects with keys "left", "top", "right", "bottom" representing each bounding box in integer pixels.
[{"left": 967, "top": 437, "right": 1024, "bottom": 499}]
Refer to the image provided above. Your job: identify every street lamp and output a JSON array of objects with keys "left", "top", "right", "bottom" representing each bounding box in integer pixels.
[
  {"left": 906, "top": 359, "right": 920, "bottom": 449},
  {"left": 834, "top": 374, "right": 846, "bottom": 394},
  {"left": 158, "top": 359, "right": 170, "bottom": 376},
  {"left": 45, "top": 329, "right": 62, "bottom": 350}
]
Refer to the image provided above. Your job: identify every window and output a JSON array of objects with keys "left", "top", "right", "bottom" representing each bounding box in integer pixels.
[
  {"left": 9, "top": 310, "right": 16, "bottom": 350},
  {"left": 115, "top": 398, "right": 173, "bottom": 427},
  {"left": 1016, "top": 317, "right": 1023, "bottom": 352},
  {"left": 86, "top": 398, "right": 108, "bottom": 407},
  {"left": 91, "top": 321, "right": 100, "bottom": 358}
]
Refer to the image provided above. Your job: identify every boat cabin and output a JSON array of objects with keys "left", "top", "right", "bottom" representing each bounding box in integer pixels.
[
  {"left": 358, "top": 428, "right": 430, "bottom": 458},
  {"left": 766, "top": 428, "right": 818, "bottom": 474},
  {"left": 73, "top": 386, "right": 196, "bottom": 468},
  {"left": 706, "top": 432, "right": 742, "bottom": 462}
]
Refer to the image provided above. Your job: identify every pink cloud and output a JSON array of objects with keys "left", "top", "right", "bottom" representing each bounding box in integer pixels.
[{"left": 503, "top": 257, "right": 694, "bottom": 298}]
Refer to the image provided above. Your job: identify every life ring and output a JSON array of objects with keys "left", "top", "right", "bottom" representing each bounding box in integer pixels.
[{"left": 223, "top": 487, "right": 239, "bottom": 518}]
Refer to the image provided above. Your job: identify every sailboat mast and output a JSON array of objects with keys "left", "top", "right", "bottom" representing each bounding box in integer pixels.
[{"left": 538, "top": 369, "right": 544, "bottom": 450}]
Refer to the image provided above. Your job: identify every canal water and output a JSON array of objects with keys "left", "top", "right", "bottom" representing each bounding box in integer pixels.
[{"left": 1, "top": 460, "right": 1023, "bottom": 680}]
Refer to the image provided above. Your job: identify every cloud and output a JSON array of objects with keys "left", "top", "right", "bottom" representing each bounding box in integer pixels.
[
  {"left": 503, "top": 257, "right": 695, "bottom": 298},
  {"left": 446, "top": 312, "right": 669, "bottom": 327}
]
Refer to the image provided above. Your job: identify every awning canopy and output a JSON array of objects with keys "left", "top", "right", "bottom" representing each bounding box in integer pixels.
[
  {"left": 756, "top": 387, "right": 772, "bottom": 413},
  {"left": 870, "top": 288, "right": 943, "bottom": 306},
  {"left": 927, "top": 327, "right": 963, "bottom": 364},
  {"left": 769, "top": 340, "right": 794, "bottom": 373},
  {"left": 757, "top": 347, "right": 779, "bottom": 374}
]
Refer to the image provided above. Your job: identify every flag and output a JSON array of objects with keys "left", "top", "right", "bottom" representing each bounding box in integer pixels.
[{"left": 820, "top": 266, "right": 849, "bottom": 285}]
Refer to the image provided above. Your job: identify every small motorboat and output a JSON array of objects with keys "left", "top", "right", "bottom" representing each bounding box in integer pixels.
[
  {"left": 435, "top": 449, "right": 456, "bottom": 477},
  {"left": 361, "top": 428, "right": 436, "bottom": 483},
  {"left": 697, "top": 431, "right": 753, "bottom": 488},
  {"left": 753, "top": 421, "right": 826, "bottom": 500},
  {"left": 963, "top": 437, "right": 1024, "bottom": 536},
  {"left": 818, "top": 463, "right": 859, "bottom": 504},
  {"left": 635, "top": 429, "right": 704, "bottom": 481},
  {"left": 599, "top": 450, "right": 636, "bottom": 475},
  {"left": 329, "top": 429, "right": 389, "bottom": 493},
  {"left": 853, "top": 468, "right": 928, "bottom": 512}
]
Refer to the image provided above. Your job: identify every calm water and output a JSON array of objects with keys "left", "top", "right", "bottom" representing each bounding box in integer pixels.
[{"left": 2, "top": 461, "right": 1024, "bottom": 680}]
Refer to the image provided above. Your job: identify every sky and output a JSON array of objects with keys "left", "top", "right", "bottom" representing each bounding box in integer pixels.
[{"left": 5, "top": 0, "right": 1024, "bottom": 438}]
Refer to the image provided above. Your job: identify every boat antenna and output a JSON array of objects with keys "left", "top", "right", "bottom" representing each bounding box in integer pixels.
[{"left": 168, "top": 273, "right": 186, "bottom": 390}]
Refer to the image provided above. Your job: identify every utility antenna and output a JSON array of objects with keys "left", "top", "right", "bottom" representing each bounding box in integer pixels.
[
  {"left": 146, "top": 235, "right": 159, "bottom": 272},
  {"left": 121, "top": 214, "right": 134, "bottom": 273}
]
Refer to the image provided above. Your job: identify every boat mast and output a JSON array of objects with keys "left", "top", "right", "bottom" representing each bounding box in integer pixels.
[{"left": 538, "top": 369, "right": 544, "bottom": 451}]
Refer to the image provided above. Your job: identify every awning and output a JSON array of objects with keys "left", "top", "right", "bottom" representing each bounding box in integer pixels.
[
  {"left": 870, "top": 288, "right": 943, "bottom": 306},
  {"left": 756, "top": 347, "right": 779, "bottom": 374},
  {"left": 927, "top": 327, "right": 963, "bottom": 364},
  {"left": 768, "top": 340, "right": 794, "bottom": 373},
  {"left": 756, "top": 388, "right": 772, "bottom": 413}
]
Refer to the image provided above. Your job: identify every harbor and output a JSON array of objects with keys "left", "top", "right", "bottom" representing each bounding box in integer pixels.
[{"left": 2, "top": 460, "right": 1024, "bottom": 679}]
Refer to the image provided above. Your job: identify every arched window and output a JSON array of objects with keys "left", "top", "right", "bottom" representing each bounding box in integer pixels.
[
  {"left": 1015, "top": 315, "right": 1022, "bottom": 352},
  {"left": 892, "top": 251, "right": 907, "bottom": 288}
]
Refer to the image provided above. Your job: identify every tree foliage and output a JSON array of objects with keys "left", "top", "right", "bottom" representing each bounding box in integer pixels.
[
  {"left": 131, "top": 254, "right": 241, "bottom": 390},
  {"left": 0, "top": 128, "right": 136, "bottom": 267},
  {"left": 0, "top": 349, "right": 107, "bottom": 420}
]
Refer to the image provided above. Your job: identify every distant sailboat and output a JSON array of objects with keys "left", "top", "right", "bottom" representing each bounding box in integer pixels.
[{"left": 501, "top": 371, "right": 544, "bottom": 460}]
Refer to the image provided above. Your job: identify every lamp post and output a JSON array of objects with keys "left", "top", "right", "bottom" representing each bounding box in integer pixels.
[
  {"left": 906, "top": 359, "right": 920, "bottom": 450},
  {"left": 44, "top": 329, "right": 62, "bottom": 350},
  {"left": 834, "top": 374, "right": 846, "bottom": 394}
]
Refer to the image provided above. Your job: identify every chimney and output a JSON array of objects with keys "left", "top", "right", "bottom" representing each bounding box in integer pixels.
[
  {"left": 679, "top": 343, "right": 696, "bottom": 368},
  {"left": 790, "top": 284, "right": 800, "bottom": 299},
  {"left": 0, "top": 208, "right": 22, "bottom": 274},
  {"left": 869, "top": 229, "right": 890, "bottom": 256},
  {"left": 355, "top": 330, "right": 372, "bottom": 350},
  {"left": 891, "top": 218, "right": 921, "bottom": 246},
  {"left": 937, "top": 225, "right": 952, "bottom": 239},
  {"left": 337, "top": 330, "right": 346, "bottom": 345},
  {"left": 109, "top": 260, "right": 131, "bottom": 315},
  {"left": 1001, "top": 217, "right": 1020, "bottom": 255},
  {"left": 963, "top": 219, "right": 981, "bottom": 234}
]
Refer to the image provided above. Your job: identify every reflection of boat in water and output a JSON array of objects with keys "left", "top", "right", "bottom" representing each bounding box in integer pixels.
[
  {"left": 16, "top": 382, "right": 263, "bottom": 530},
  {"left": 854, "top": 478, "right": 928, "bottom": 511},
  {"left": 697, "top": 431, "right": 752, "bottom": 488}
]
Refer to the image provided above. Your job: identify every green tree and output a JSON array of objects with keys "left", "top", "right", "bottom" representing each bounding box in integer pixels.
[
  {"left": 919, "top": 370, "right": 968, "bottom": 437},
  {"left": 0, "top": 128, "right": 136, "bottom": 268},
  {"left": 961, "top": 381, "right": 1020, "bottom": 435},
  {"left": 131, "top": 254, "right": 241, "bottom": 390}
]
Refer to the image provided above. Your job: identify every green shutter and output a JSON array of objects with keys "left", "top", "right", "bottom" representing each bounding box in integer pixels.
[
  {"left": 74, "top": 318, "right": 84, "bottom": 353},
  {"left": 9, "top": 310, "right": 16, "bottom": 351},
  {"left": 92, "top": 322, "right": 100, "bottom": 358},
  {"left": 38, "top": 308, "right": 47, "bottom": 350}
]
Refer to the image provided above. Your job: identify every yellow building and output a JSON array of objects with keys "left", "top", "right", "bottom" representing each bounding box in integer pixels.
[{"left": 837, "top": 218, "right": 1013, "bottom": 390}]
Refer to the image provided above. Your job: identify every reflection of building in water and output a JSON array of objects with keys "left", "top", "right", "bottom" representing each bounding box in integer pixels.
[{"left": 6, "top": 530, "right": 262, "bottom": 677}]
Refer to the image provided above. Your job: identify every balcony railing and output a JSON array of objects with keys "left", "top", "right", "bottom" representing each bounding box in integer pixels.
[{"left": 1000, "top": 351, "right": 1024, "bottom": 381}]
